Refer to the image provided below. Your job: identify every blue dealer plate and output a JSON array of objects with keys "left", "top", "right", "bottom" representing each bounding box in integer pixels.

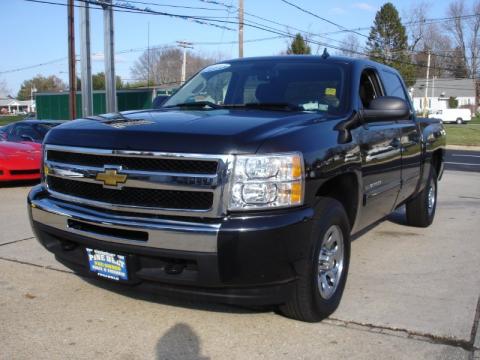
[{"left": 86, "top": 248, "right": 128, "bottom": 281}]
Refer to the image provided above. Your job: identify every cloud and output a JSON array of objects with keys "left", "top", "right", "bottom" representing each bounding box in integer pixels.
[
  {"left": 92, "top": 53, "right": 105, "bottom": 61},
  {"left": 91, "top": 52, "right": 126, "bottom": 63},
  {"left": 330, "top": 7, "right": 346, "bottom": 15},
  {"left": 352, "top": 2, "right": 376, "bottom": 12}
]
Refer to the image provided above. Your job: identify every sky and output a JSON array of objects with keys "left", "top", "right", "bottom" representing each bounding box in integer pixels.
[{"left": 0, "top": 0, "right": 464, "bottom": 95}]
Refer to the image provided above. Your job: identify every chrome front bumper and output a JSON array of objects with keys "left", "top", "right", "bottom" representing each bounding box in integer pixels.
[{"left": 28, "top": 186, "right": 220, "bottom": 253}]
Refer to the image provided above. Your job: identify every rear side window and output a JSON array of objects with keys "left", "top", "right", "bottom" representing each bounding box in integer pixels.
[{"left": 381, "top": 70, "right": 407, "bottom": 101}]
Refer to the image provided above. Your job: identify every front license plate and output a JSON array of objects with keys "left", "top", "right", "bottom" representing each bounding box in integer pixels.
[{"left": 86, "top": 248, "right": 128, "bottom": 281}]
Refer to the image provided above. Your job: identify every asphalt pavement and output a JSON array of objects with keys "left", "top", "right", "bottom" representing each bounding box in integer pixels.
[
  {"left": 0, "top": 171, "right": 479, "bottom": 359},
  {"left": 445, "top": 149, "right": 480, "bottom": 172}
]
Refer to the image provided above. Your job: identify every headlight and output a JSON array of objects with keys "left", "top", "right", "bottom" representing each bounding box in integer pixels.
[{"left": 228, "top": 152, "right": 304, "bottom": 210}]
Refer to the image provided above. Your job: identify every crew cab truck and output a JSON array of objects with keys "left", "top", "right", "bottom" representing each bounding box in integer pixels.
[{"left": 28, "top": 55, "right": 445, "bottom": 322}]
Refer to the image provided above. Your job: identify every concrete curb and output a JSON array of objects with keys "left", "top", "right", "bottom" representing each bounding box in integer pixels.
[{"left": 446, "top": 145, "right": 480, "bottom": 151}]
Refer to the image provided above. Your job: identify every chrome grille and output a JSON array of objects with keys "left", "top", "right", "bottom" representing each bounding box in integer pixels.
[
  {"left": 46, "top": 150, "right": 219, "bottom": 174},
  {"left": 43, "top": 145, "right": 233, "bottom": 218}
]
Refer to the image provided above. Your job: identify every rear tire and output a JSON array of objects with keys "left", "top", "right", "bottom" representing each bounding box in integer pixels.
[
  {"left": 456, "top": 118, "right": 463, "bottom": 124},
  {"left": 405, "top": 167, "right": 438, "bottom": 227},
  {"left": 279, "top": 197, "right": 351, "bottom": 322}
]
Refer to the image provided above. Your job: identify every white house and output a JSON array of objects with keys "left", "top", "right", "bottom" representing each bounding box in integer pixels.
[
  {"left": 0, "top": 97, "right": 35, "bottom": 114},
  {"left": 410, "top": 78, "right": 475, "bottom": 113}
]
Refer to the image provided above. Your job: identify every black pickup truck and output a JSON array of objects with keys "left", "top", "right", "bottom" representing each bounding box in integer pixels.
[{"left": 28, "top": 55, "right": 445, "bottom": 322}]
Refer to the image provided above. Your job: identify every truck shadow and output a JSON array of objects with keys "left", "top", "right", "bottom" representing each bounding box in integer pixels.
[
  {"left": 80, "top": 277, "right": 273, "bottom": 316},
  {"left": 156, "top": 323, "right": 209, "bottom": 360},
  {"left": 351, "top": 206, "right": 406, "bottom": 242}
]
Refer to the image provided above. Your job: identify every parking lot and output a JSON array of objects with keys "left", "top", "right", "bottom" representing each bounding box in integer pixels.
[{"left": 0, "top": 169, "right": 479, "bottom": 359}]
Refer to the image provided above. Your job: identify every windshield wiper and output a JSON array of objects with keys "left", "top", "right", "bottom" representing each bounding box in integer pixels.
[
  {"left": 239, "top": 102, "right": 303, "bottom": 111},
  {"left": 163, "top": 101, "right": 222, "bottom": 109}
]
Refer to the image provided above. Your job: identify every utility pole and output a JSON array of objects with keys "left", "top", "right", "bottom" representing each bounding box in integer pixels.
[
  {"left": 102, "top": 0, "right": 117, "bottom": 113},
  {"left": 147, "top": 22, "right": 150, "bottom": 89},
  {"left": 80, "top": 0, "right": 93, "bottom": 117},
  {"left": 67, "top": 0, "right": 76, "bottom": 119},
  {"left": 238, "top": 0, "right": 244, "bottom": 58},
  {"left": 30, "top": 86, "right": 37, "bottom": 113},
  {"left": 177, "top": 41, "right": 193, "bottom": 84},
  {"left": 431, "top": 75, "right": 435, "bottom": 99},
  {"left": 423, "top": 50, "right": 431, "bottom": 118}
]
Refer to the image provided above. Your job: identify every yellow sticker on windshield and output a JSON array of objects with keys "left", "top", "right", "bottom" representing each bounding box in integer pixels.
[{"left": 325, "top": 88, "right": 336, "bottom": 96}]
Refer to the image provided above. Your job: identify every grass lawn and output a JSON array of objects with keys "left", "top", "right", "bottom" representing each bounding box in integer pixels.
[
  {"left": 0, "top": 115, "right": 24, "bottom": 126},
  {"left": 445, "top": 115, "right": 480, "bottom": 146}
]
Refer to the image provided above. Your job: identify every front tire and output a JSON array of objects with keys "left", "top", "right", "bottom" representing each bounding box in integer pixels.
[
  {"left": 405, "top": 167, "right": 438, "bottom": 227},
  {"left": 279, "top": 197, "right": 351, "bottom": 322}
]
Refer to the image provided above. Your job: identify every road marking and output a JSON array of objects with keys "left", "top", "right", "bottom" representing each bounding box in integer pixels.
[
  {"left": 445, "top": 162, "right": 480, "bottom": 166},
  {"left": 452, "top": 154, "right": 480, "bottom": 158}
]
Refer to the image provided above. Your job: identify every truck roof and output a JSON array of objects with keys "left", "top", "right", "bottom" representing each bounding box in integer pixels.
[{"left": 225, "top": 55, "right": 400, "bottom": 75}]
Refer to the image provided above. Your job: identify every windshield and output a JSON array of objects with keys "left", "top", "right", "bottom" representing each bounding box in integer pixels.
[
  {"left": 34, "top": 123, "right": 58, "bottom": 138},
  {"left": 163, "top": 60, "right": 349, "bottom": 114}
]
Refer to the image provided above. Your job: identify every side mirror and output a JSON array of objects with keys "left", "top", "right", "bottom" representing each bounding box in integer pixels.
[
  {"left": 152, "top": 95, "right": 170, "bottom": 108},
  {"left": 362, "top": 96, "right": 410, "bottom": 122}
]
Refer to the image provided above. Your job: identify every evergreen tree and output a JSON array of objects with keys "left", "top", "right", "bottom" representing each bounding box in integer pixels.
[
  {"left": 287, "top": 34, "right": 311, "bottom": 55},
  {"left": 366, "top": 3, "right": 415, "bottom": 86}
]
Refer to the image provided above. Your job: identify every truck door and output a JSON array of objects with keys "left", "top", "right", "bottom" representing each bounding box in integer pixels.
[
  {"left": 353, "top": 68, "right": 402, "bottom": 228},
  {"left": 380, "top": 70, "right": 422, "bottom": 204}
]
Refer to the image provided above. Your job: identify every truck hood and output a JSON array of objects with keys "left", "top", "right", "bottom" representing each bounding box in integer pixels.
[{"left": 45, "top": 109, "right": 328, "bottom": 154}]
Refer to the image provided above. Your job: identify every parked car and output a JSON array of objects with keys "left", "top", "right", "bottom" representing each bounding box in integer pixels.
[
  {"left": 28, "top": 55, "right": 445, "bottom": 322},
  {"left": 0, "top": 120, "right": 64, "bottom": 143},
  {"left": 430, "top": 108, "right": 471, "bottom": 124},
  {"left": 0, "top": 141, "right": 42, "bottom": 181}
]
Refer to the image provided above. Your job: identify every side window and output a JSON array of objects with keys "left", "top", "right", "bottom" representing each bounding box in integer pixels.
[
  {"left": 359, "top": 69, "right": 383, "bottom": 108},
  {"left": 381, "top": 70, "right": 407, "bottom": 101}
]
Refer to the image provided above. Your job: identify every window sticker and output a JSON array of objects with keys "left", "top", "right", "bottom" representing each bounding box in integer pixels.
[{"left": 325, "top": 88, "right": 337, "bottom": 96}]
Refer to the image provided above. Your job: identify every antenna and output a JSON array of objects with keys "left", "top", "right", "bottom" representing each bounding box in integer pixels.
[{"left": 322, "top": 48, "right": 330, "bottom": 59}]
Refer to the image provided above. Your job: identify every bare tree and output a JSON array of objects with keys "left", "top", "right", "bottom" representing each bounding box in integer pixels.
[
  {"left": 0, "top": 78, "right": 9, "bottom": 97},
  {"left": 404, "top": 1, "right": 430, "bottom": 51},
  {"left": 130, "top": 46, "right": 221, "bottom": 86},
  {"left": 413, "top": 23, "right": 454, "bottom": 78},
  {"left": 469, "top": 1, "right": 480, "bottom": 79},
  {"left": 445, "top": 0, "right": 480, "bottom": 79},
  {"left": 338, "top": 34, "right": 362, "bottom": 57}
]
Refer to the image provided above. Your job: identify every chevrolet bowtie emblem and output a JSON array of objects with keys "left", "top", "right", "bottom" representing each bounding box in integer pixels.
[{"left": 96, "top": 169, "right": 127, "bottom": 187}]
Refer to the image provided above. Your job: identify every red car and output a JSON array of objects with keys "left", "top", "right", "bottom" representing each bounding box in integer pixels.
[{"left": 0, "top": 141, "right": 42, "bottom": 181}]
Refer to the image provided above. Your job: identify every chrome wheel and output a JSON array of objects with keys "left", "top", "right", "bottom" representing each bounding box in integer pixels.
[
  {"left": 317, "top": 225, "right": 344, "bottom": 300},
  {"left": 427, "top": 180, "right": 436, "bottom": 216}
]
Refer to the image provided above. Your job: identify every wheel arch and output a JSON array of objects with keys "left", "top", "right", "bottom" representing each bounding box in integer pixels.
[
  {"left": 314, "top": 172, "right": 360, "bottom": 230},
  {"left": 431, "top": 148, "right": 444, "bottom": 179}
]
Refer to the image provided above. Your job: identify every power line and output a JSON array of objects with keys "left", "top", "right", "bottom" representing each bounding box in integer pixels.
[
  {"left": 320, "top": 13, "right": 480, "bottom": 36},
  {"left": 0, "top": 57, "right": 67, "bottom": 75},
  {"left": 278, "top": 0, "right": 368, "bottom": 39},
  {"left": 17, "top": 0, "right": 479, "bottom": 76},
  {"left": 116, "top": 0, "right": 228, "bottom": 12},
  {"left": 23, "top": 0, "right": 237, "bottom": 25}
]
